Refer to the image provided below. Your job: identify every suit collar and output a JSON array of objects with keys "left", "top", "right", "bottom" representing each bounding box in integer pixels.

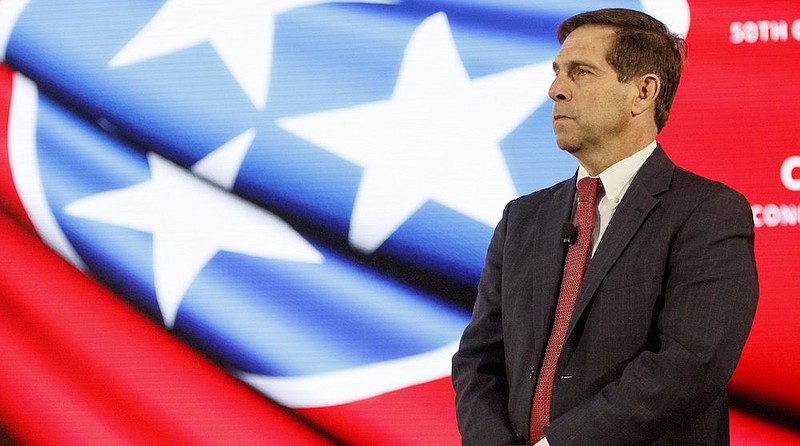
[{"left": 624, "top": 143, "right": 673, "bottom": 198}]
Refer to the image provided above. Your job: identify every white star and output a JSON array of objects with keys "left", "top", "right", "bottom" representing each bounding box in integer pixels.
[
  {"left": 278, "top": 12, "right": 554, "bottom": 252},
  {"left": 64, "top": 131, "right": 324, "bottom": 327},
  {"left": 108, "top": 0, "right": 394, "bottom": 109}
]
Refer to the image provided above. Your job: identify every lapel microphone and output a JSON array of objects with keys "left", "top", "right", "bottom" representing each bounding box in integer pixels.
[{"left": 561, "top": 222, "right": 578, "bottom": 245}]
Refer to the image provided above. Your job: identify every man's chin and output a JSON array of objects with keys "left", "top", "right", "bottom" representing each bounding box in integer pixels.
[
  {"left": 553, "top": 132, "right": 579, "bottom": 153},
  {"left": 555, "top": 141, "right": 579, "bottom": 154}
]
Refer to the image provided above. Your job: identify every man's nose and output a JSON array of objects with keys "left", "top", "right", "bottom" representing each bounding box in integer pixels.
[{"left": 549, "top": 76, "right": 569, "bottom": 101}]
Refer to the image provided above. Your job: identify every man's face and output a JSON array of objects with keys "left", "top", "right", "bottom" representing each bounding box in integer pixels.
[{"left": 549, "top": 25, "right": 636, "bottom": 155}]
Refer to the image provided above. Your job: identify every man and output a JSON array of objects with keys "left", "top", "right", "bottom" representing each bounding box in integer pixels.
[{"left": 452, "top": 8, "right": 758, "bottom": 446}]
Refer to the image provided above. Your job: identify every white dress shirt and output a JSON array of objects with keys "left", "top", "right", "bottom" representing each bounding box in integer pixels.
[
  {"left": 535, "top": 140, "right": 657, "bottom": 446},
  {"left": 577, "top": 140, "right": 657, "bottom": 256}
]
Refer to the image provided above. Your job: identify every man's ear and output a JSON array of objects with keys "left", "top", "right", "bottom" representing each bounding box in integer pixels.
[{"left": 631, "top": 73, "right": 660, "bottom": 117}]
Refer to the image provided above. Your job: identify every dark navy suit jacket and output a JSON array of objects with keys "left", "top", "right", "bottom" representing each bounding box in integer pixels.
[{"left": 452, "top": 146, "right": 758, "bottom": 445}]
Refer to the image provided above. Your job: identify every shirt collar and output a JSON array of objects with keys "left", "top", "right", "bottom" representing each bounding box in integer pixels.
[{"left": 577, "top": 140, "right": 657, "bottom": 208}]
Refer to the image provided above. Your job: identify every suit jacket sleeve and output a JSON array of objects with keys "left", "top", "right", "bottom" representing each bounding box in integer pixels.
[
  {"left": 452, "top": 201, "right": 520, "bottom": 445},
  {"left": 544, "top": 185, "right": 759, "bottom": 445}
]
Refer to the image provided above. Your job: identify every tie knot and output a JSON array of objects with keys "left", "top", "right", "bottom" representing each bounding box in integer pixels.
[{"left": 577, "top": 177, "right": 601, "bottom": 204}]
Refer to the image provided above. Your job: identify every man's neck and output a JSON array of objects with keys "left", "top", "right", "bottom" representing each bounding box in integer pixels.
[{"left": 576, "top": 131, "right": 658, "bottom": 176}]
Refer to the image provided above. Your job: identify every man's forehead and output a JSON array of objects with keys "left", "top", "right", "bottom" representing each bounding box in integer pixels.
[{"left": 554, "top": 25, "right": 616, "bottom": 64}]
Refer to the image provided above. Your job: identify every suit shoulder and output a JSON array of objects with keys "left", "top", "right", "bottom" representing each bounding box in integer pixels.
[
  {"left": 671, "top": 167, "right": 749, "bottom": 203},
  {"left": 666, "top": 167, "right": 753, "bottom": 222},
  {"left": 510, "top": 178, "right": 572, "bottom": 209}
]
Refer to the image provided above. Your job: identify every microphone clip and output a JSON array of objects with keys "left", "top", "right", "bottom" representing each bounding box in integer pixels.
[{"left": 561, "top": 222, "right": 578, "bottom": 245}]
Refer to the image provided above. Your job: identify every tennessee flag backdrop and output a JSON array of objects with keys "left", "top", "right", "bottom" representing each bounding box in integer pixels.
[{"left": 0, "top": 0, "right": 799, "bottom": 444}]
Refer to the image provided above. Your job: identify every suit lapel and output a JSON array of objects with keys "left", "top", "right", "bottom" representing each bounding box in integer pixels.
[
  {"left": 564, "top": 146, "right": 675, "bottom": 340},
  {"left": 530, "top": 176, "right": 576, "bottom": 358}
]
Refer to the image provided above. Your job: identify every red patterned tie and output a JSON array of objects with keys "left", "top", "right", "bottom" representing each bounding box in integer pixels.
[{"left": 530, "top": 176, "right": 601, "bottom": 442}]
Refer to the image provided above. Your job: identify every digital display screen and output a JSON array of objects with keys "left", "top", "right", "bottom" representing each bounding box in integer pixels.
[{"left": 1, "top": 0, "right": 798, "bottom": 444}]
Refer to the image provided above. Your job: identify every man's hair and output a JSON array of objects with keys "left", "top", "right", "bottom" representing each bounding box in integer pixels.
[{"left": 557, "top": 8, "right": 687, "bottom": 132}]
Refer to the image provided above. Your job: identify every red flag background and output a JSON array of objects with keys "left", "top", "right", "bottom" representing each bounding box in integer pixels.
[{"left": 659, "top": 0, "right": 800, "bottom": 423}]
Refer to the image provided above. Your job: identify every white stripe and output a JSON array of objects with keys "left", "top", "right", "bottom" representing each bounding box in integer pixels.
[
  {"left": 0, "top": 0, "right": 31, "bottom": 61},
  {"left": 8, "top": 71, "right": 87, "bottom": 270},
  {"left": 641, "top": 0, "right": 691, "bottom": 37},
  {"left": 238, "top": 340, "right": 459, "bottom": 408}
]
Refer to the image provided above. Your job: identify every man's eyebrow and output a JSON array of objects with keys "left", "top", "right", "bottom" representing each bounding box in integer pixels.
[{"left": 552, "top": 60, "right": 599, "bottom": 72}]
